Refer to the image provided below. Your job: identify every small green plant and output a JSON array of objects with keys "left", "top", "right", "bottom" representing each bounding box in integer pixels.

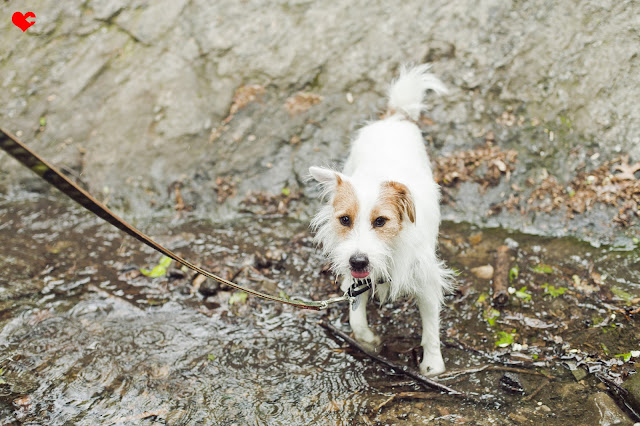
[
  {"left": 559, "top": 115, "right": 572, "bottom": 130},
  {"left": 281, "top": 187, "right": 291, "bottom": 196},
  {"left": 615, "top": 352, "right": 632, "bottom": 362},
  {"left": 495, "top": 330, "right": 516, "bottom": 348},
  {"left": 140, "top": 255, "right": 172, "bottom": 277},
  {"left": 542, "top": 283, "right": 566, "bottom": 298},
  {"left": 475, "top": 292, "right": 489, "bottom": 306},
  {"left": 484, "top": 308, "right": 500, "bottom": 326},
  {"left": 611, "top": 286, "right": 634, "bottom": 304},
  {"left": 208, "top": 354, "right": 216, "bottom": 361},
  {"left": 39, "top": 117, "right": 47, "bottom": 127},
  {"left": 515, "top": 286, "right": 532, "bottom": 302},
  {"left": 229, "top": 291, "right": 248, "bottom": 305},
  {"left": 532, "top": 264, "right": 554, "bottom": 274},
  {"left": 601, "top": 322, "right": 617, "bottom": 334},
  {"left": 509, "top": 265, "right": 519, "bottom": 283}
]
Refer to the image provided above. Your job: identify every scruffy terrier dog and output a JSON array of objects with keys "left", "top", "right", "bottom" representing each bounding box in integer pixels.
[{"left": 309, "top": 65, "right": 453, "bottom": 376}]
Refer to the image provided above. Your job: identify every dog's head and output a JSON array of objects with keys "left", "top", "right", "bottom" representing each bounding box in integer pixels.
[{"left": 309, "top": 166, "right": 415, "bottom": 283}]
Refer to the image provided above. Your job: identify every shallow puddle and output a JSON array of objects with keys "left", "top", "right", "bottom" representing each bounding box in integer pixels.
[{"left": 1, "top": 195, "right": 639, "bottom": 424}]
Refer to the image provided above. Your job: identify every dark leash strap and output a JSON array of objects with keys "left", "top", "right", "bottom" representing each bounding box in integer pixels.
[{"left": 0, "top": 127, "right": 356, "bottom": 310}]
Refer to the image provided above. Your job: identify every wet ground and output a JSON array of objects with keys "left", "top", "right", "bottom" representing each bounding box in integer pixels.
[
  {"left": 2, "top": 0, "right": 639, "bottom": 246},
  {"left": 1, "top": 194, "right": 639, "bottom": 424}
]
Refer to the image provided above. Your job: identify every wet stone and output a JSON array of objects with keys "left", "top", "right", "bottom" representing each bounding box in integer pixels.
[
  {"left": 167, "top": 267, "right": 186, "bottom": 280},
  {"left": 572, "top": 366, "right": 589, "bottom": 382},
  {"left": 589, "top": 392, "right": 632, "bottom": 426},
  {"left": 557, "top": 382, "right": 587, "bottom": 399},
  {"left": 622, "top": 374, "right": 640, "bottom": 414},
  {"left": 198, "top": 280, "right": 219, "bottom": 297}
]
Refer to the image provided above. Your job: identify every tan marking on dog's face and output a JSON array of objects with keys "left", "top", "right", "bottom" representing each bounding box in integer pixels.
[
  {"left": 332, "top": 176, "right": 358, "bottom": 238},
  {"left": 370, "top": 181, "right": 415, "bottom": 242}
]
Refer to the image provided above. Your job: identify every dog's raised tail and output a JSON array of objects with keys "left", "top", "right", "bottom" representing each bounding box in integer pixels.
[{"left": 387, "top": 64, "right": 447, "bottom": 121}]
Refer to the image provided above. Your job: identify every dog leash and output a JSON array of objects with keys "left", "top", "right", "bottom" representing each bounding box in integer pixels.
[{"left": 0, "top": 127, "right": 373, "bottom": 310}]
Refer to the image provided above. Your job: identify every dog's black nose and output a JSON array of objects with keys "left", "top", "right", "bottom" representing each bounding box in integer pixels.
[{"left": 349, "top": 253, "right": 369, "bottom": 271}]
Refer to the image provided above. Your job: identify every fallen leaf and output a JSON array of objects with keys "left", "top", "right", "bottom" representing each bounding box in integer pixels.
[
  {"left": 613, "top": 155, "right": 640, "bottom": 181},
  {"left": 229, "top": 84, "right": 265, "bottom": 115},
  {"left": 284, "top": 92, "right": 323, "bottom": 115}
]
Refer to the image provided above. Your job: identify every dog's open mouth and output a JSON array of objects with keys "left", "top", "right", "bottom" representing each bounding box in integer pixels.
[{"left": 350, "top": 270, "right": 370, "bottom": 279}]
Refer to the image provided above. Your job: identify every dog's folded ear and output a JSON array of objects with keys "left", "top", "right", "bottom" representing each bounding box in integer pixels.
[{"left": 383, "top": 181, "right": 416, "bottom": 223}]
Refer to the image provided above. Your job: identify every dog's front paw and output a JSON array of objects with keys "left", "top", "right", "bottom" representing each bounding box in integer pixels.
[
  {"left": 353, "top": 328, "right": 382, "bottom": 353},
  {"left": 419, "top": 354, "right": 446, "bottom": 377}
]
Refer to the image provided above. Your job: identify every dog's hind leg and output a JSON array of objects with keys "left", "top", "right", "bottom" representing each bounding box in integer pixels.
[
  {"left": 340, "top": 277, "right": 381, "bottom": 349},
  {"left": 416, "top": 294, "right": 445, "bottom": 376}
]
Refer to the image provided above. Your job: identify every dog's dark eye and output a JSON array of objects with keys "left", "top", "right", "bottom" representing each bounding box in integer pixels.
[
  {"left": 373, "top": 216, "right": 388, "bottom": 228},
  {"left": 339, "top": 215, "right": 351, "bottom": 227}
]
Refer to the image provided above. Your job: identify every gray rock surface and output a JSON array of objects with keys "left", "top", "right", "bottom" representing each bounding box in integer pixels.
[
  {"left": 622, "top": 373, "right": 640, "bottom": 415},
  {"left": 1, "top": 1, "right": 638, "bottom": 244},
  {"left": 589, "top": 392, "right": 633, "bottom": 426}
]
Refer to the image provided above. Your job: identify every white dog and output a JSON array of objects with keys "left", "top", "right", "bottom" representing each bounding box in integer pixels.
[{"left": 309, "top": 64, "right": 453, "bottom": 376}]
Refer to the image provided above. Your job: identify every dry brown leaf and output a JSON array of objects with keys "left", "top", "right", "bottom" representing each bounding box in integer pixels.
[
  {"left": 284, "top": 92, "right": 323, "bottom": 115},
  {"left": 229, "top": 84, "right": 265, "bottom": 115},
  {"left": 613, "top": 155, "right": 640, "bottom": 181}
]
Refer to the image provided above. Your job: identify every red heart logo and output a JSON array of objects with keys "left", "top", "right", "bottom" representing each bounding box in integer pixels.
[{"left": 12, "top": 11, "right": 36, "bottom": 32}]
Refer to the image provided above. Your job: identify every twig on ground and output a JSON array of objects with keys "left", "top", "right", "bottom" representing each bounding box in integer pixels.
[
  {"left": 375, "top": 395, "right": 396, "bottom": 413},
  {"left": 191, "top": 273, "right": 207, "bottom": 294},
  {"left": 492, "top": 245, "right": 511, "bottom": 306},
  {"left": 522, "top": 378, "right": 551, "bottom": 402},
  {"left": 443, "top": 338, "right": 555, "bottom": 373},
  {"left": 436, "top": 365, "right": 490, "bottom": 380},
  {"left": 319, "top": 320, "right": 464, "bottom": 397},
  {"left": 438, "top": 364, "right": 555, "bottom": 381},
  {"left": 487, "top": 365, "right": 554, "bottom": 380},
  {"left": 375, "top": 392, "right": 440, "bottom": 413}
]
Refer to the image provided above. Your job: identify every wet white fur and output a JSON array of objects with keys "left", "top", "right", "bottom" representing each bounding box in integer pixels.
[{"left": 309, "top": 64, "right": 453, "bottom": 376}]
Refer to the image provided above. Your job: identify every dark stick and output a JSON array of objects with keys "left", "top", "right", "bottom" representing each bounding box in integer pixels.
[
  {"left": 522, "top": 378, "right": 550, "bottom": 402},
  {"left": 439, "top": 364, "right": 555, "bottom": 381},
  {"left": 374, "top": 392, "right": 440, "bottom": 413},
  {"left": 492, "top": 245, "right": 511, "bottom": 306},
  {"left": 319, "top": 320, "right": 464, "bottom": 396}
]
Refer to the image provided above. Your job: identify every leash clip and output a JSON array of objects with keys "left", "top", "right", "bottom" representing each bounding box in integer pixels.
[
  {"left": 347, "top": 277, "right": 372, "bottom": 311},
  {"left": 347, "top": 277, "right": 372, "bottom": 298},
  {"left": 314, "top": 277, "right": 374, "bottom": 310}
]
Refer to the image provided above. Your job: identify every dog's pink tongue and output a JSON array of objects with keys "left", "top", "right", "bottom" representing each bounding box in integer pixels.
[{"left": 351, "top": 271, "right": 370, "bottom": 279}]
